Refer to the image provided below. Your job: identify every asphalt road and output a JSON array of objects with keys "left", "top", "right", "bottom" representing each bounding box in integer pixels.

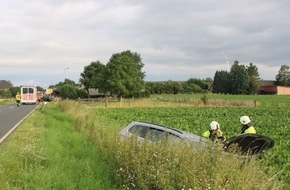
[{"left": 0, "top": 103, "right": 38, "bottom": 143}]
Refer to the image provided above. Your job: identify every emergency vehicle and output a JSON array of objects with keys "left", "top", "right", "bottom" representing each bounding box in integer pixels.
[{"left": 20, "top": 86, "right": 38, "bottom": 104}]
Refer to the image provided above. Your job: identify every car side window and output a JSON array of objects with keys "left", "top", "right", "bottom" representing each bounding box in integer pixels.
[
  {"left": 128, "top": 125, "right": 147, "bottom": 138},
  {"left": 165, "top": 132, "right": 183, "bottom": 143},
  {"left": 147, "top": 128, "right": 166, "bottom": 141}
]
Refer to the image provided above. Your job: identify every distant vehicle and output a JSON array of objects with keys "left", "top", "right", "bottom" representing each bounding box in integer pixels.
[
  {"left": 37, "top": 91, "right": 44, "bottom": 102},
  {"left": 120, "top": 121, "right": 209, "bottom": 146},
  {"left": 20, "top": 86, "right": 37, "bottom": 104},
  {"left": 42, "top": 94, "right": 54, "bottom": 102},
  {"left": 120, "top": 121, "right": 275, "bottom": 157}
]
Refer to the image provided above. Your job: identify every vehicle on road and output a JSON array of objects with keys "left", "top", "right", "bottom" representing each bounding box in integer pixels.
[
  {"left": 120, "top": 121, "right": 275, "bottom": 157},
  {"left": 42, "top": 94, "right": 54, "bottom": 102},
  {"left": 20, "top": 86, "right": 37, "bottom": 105}
]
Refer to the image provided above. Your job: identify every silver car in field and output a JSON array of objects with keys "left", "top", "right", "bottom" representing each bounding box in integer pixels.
[
  {"left": 120, "top": 121, "right": 209, "bottom": 146},
  {"left": 120, "top": 121, "right": 275, "bottom": 156}
]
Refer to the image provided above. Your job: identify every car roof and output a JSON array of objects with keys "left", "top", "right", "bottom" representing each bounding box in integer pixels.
[{"left": 126, "top": 121, "right": 207, "bottom": 142}]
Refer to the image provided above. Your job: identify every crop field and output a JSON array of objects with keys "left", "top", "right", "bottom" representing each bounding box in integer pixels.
[{"left": 91, "top": 94, "right": 290, "bottom": 184}]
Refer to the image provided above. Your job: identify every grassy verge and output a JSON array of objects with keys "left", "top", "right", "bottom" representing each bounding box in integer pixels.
[
  {"left": 0, "top": 98, "right": 14, "bottom": 105},
  {"left": 59, "top": 100, "right": 285, "bottom": 190},
  {"left": 0, "top": 102, "right": 118, "bottom": 190},
  {"left": 0, "top": 100, "right": 286, "bottom": 189}
]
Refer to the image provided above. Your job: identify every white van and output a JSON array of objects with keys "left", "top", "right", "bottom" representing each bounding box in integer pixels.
[{"left": 20, "top": 86, "right": 37, "bottom": 104}]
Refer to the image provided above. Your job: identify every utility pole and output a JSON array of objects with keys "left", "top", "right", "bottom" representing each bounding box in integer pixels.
[{"left": 64, "top": 67, "right": 69, "bottom": 80}]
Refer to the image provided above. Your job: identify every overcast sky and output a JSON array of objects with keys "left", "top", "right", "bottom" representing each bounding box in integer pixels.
[{"left": 1, "top": 0, "right": 289, "bottom": 88}]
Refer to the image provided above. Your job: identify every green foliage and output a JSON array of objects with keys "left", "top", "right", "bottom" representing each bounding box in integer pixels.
[
  {"left": 49, "top": 79, "right": 78, "bottom": 89},
  {"left": 56, "top": 84, "right": 78, "bottom": 99},
  {"left": 10, "top": 87, "right": 19, "bottom": 97},
  {"left": 0, "top": 103, "right": 117, "bottom": 189},
  {"left": 212, "top": 70, "right": 230, "bottom": 94},
  {"left": 79, "top": 50, "right": 146, "bottom": 98},
  {"left": 79, "top": 61, "right": 106, "bottom": 92},
  {"left": 145, "top": 78, "right": 209, "bottom": 95},
  {"left": 200, "top": 94, "right": 208, "bottom": 105},
  {"left": 213, "top": 62, "right": 261, "bottom": 95},
  {"left": 59, "top": 100, "right": 286, "bottom": 189},
  {"left": 105, "top": 51, "right": 145, "bottom": 98},
  {"left": 36, "top": 86, "right": 45, "bottom": 92},
  {"left": 229, "top": 61, "right": 249, "bottom": 94},
  {"left": 111, "top": 50, "right": 145, "bottom": 80},
  {"left": 246, "top": 63, "right": 260, "bottom": 94},
  {"left": 9, "top": 86, "right": 21, "bottom": 97},
  {"left": 0, "top": 99, "right": 14, "bottom": 105},
  {"left": 184, "top": 78, "right": 208, "bottom": 93},
  {"left": 275, "top": 65, "right": 290, "bottom": 86},
  {"left": 76, "top": 88, "right": 88, "bottom": 98},
  {"left": 90, "top": 95, "right": 290, "bottom": 184}
]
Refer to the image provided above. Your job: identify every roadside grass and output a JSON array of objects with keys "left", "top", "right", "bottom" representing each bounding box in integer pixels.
[
  {"left": 0, "top": 99, "right": 286, "bottom": 189},
  {"left": 0, "top": 98, "right": 14, "bottom": 105},
  {"left": 0, "top": 102, "right": 118, "bottom": 190},
  {"left": 59, "top": 100, "right": 285, "bottom": 190}
]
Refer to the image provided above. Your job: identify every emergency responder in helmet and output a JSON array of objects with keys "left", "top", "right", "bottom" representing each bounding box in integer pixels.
[
  {"left": 15, "top": 92, "right": 21, "bottom": 106},
  {"left": 240, "top": 115, "right": 256, "bottom": 134},
  {"left": 202, "top": 121, "right": 226, "bottom": 142}
]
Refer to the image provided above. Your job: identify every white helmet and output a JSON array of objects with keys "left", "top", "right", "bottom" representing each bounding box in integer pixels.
[
  {"left": 209, "top": 121, "right": 220, "bottom": 130},
  {"left": 240, "top": 116, "right": 251, "bottom": 125}
]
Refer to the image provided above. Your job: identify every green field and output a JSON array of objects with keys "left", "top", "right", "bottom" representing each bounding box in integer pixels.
[
  {"left": 91, "top": 94, "right": 290, "bottom": 183},
  {"left": 0, "top": 94, "right": 289, "bottom": 189}
]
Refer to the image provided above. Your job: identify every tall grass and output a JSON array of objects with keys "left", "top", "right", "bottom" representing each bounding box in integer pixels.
[
  {"left": 59, "top": 100, "right": 285, "bottom": 190},
  {"left": 0, "top": 99, "right": 285, "bottom": 189},
  {"left": 0, "top": 102, "right": 118, "bottom": 190}
]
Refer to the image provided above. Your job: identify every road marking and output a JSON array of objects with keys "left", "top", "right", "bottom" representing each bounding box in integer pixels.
[{"left": 0, "top": 105, "right": 39, "bottom": 144}]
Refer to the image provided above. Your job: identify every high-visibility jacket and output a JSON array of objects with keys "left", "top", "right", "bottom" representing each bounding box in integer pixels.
[
  {"left": 202, "top": 130, "right": 226, "bottom": 142},
  {"left": 15, "top": 94, "right": 21, "bottom": 101},
  {"left": 202, "top": 130, "right": 210, "bottom": 138},
  {"left": 241, "top": 126, "right": 256, "bottom": 134}
]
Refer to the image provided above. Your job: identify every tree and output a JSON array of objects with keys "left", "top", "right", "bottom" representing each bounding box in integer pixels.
[
  {"left": 229, "top": 61, "right": 249, "bottom": 94},
  {"left": 36, "top": 86, "right": 45, "bottom": 92},
  {"left": 56, "top": 84, "right": 78, "bottom": 99},
  {"left": 111, "top": 50, "right": 146, "bottom": 80},
  {"left": 79, "top": 61, "right": 106, "bottom": 92},
  {"left": 105, "top": 51, "right": 145, "bottom": 99},
  {"left": 246, "top": 63, "right": 260, "bottom": 94},
  {"left": 275, "top": 65, "right": 290, "bottom": 86},
  {"left": 203, "top": 77, "right": 213, "bottom": 91},
  {"left": 183, "top": 78, "right": 206, "bottom": 93},
  {"left": 212, "top": 70, "right": 230, "bottom": 94},
  {"left": 9, "top": 87, "right": 21, "bottom": 98}
]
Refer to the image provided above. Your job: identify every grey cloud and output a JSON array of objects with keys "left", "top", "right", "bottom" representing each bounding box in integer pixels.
[{"left": 1, "top": 0, "right": 290, "bottom": 87}]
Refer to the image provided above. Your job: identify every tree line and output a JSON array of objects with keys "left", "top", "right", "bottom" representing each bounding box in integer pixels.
[
  {"left": 76, "top": 49, "right": 290, "bottom": 97},
  {"left": 55, "top": 52, "right": 290, "bottom": 98},
  {"left": 2, "top": 50, "right": 290, "bottom": 99}
]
